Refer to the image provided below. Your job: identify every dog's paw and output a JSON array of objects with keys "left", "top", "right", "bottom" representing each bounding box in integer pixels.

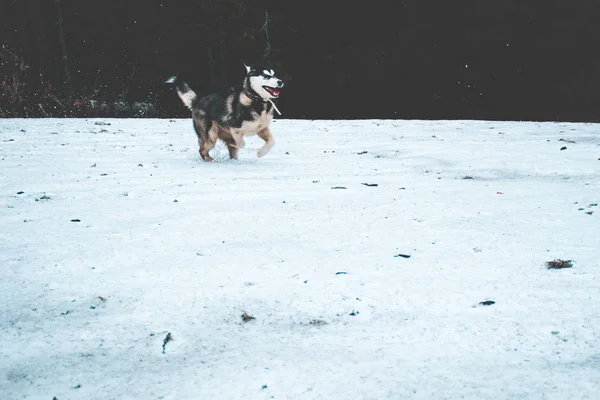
[{"left": 257, "top": 148, "right": 270, "bottom": 158}]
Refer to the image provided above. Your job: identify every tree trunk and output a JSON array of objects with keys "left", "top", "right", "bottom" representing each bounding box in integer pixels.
[{"left": 262, "top": 10, "right": 271, "bottom": 61}]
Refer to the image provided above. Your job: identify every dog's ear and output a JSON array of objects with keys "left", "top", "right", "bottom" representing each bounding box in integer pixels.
[{"left": 244, "top": 63, "right": 252, "bottom": 74}]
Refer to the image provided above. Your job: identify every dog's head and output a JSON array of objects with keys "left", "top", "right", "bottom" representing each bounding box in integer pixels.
[{"left": 244, "top": 64, "right": 284, "bottom": 100}]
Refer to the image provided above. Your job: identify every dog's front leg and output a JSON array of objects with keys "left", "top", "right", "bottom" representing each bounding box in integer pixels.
[
  {"left": 230, "top": 130, "right": 246, "bottom": 149},
  {"left": 257, "top": 128, "right": 275, "bottom": 158}
]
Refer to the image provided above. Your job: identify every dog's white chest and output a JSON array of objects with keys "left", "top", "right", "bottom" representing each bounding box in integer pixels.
[{"left": 239, "top": 109, "right": 272, "bottom": 134}]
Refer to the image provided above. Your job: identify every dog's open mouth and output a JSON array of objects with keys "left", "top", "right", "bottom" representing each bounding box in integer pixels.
[{"left": 263, "top": 86, "right": 281, "bottom": 98}]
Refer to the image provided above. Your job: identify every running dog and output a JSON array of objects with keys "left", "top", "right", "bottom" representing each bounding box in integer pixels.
[{"left": 166, "top": 64, "right": 284, "bottom": 162}]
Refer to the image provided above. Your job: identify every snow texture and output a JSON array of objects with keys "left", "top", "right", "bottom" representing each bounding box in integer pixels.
[{"left": 1, "top": 118, "right": 599, "bottom": 400}]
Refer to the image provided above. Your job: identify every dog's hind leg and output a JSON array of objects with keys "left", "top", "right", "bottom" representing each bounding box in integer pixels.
[
  {"left": 201, "top": 124, "right": 221, "bottom": 162},
  {"left": 226, "top": 142, "right": 239, "bottom": 160},
  {"left": 256, "top": 127, "right": 275, "bottom": 158},
  {"left": 193, "top": 112, "right": 215, "bottom": 162},
  {"left": 199, "top": 138, "right": 215, "bottom": 162}
]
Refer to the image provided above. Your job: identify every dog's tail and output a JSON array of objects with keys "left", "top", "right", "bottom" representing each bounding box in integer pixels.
[{"left": 165, "top": 75, "right": 197, "bottom": 110}]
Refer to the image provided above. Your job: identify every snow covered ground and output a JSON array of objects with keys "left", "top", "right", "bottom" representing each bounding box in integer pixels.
[{"left": 1, "top": 118, "right": 599, "bottom": 400}]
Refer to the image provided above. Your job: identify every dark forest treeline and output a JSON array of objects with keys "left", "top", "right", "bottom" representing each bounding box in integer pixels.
[{"left": 1, "top": 0, "right": 599, "bottom": 121}]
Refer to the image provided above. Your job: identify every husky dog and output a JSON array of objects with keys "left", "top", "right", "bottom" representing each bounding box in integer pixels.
[{"left": 166, "top": 64, "right": 284, "bottom": 162}]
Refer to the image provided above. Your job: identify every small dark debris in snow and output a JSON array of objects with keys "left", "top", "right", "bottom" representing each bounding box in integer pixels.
[
  {"left": 138, "top": 163, "right": 143, "bottom": 167},
  {"left": 285, "top": 151, "right": 290, "bottom": 155},
  {"left": 241, "top": 313, "right": 256, "bottom": 323},
  {"left": 94, "top": 121, "right": 111, "bottom": 126},
  {"left": 349, "top": 311, "right": 360, "bottom": 316},
  {"left": 361, "top": 183, "right": 378, "bottom": 187},
  {"left": 336, "top": 272, "right": 348, "bottom": 275},
  {"left": 90, "top": 163, "right": 96, "bottom": 168},
  {"left": 262, "top": 384, "right": 268, "bottom": 390},
  {"left": 169, "top": 119, "right": 176, "bottom": 122},
  {"left": 173, "top": 199, "right": 179, "bottom": 203},
  {"left": 100, "top": 173, "right": 108, "bottom": 176},
  {"left": 98, "top": 296, "right": 107, "bottom": 302},
  {"left": 312, "top": 180, "right": 320, "bottom": 183},
  {"left": 394, "top": 254, "right": 411, "bottom": 259},
  {"left": 357, "top": 151, "right": 368, "bottom": 155},
  {"left": 282, "top": 200, "right": 286, "bottom": 204},
  {"left": 53, "top": 397, "right": 58, "bottom": 400},
  {"left": 399, "top": 187, "right": 406, "bottom": 190},
  {"left": 20, "top": 129, "right": 26, "bottom": 132},
  {"left": 578, "top": 208, "right": 585, "bottom": 211},
  {"left": 546, "top": 259, "right": 573, "bottom": 269},
  {"left": 61, "top": 311, "right": 70, "bottom": 316},
  {"left": 304, "top": 280, "right": 308, "bottom": 283},
  {"left": 17, "top": 191, "right": 24, "bottom": 195},
  {"left": 559, "top": 138, "right": 576, "bottom": 143},
  {"left": 560, "top": 146, "right": 567, "bottom": 151},
  {"left": 331, "top": 186, "right": 347, "bottom": 190},
  {"left": 90, "top": 306, "right": 96, "bottom": 309},
  {"left": 3, "top": 138, "right": 14, "bottom": 142},
  {"left": 73, "top": 384, "right": 81, "bottom": 389},
  {"left": 71, "top": 219, "right": 81, "bottom": 222},
  {"left": 585, "top": 211, "right": 594, "bottom": 215},
  {"left": 162, "top": 332, "right": 173, "bottom": 354},
  {"left": 463, "top": 176, "right": 475, "bottom": 180},
  {"left": 309, "top": 319, "right": 328, "bottom": 326},
  {"left": 479, "top": 301, "right": 495, "bottom": 306},
  {"left": 590, "top": 203, "right": 598, "bottom": 207},
  {"left": 496, "top": 192, "right": 504, "bottom": 195}
]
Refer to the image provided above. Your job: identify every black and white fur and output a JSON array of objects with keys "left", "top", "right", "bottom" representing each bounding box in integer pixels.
[{"left": 166, "top": 64, "right": 284, "bottom": 162}]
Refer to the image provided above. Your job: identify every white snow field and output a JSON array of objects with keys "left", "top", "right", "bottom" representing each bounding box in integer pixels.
[{"left": 1, "top": 118, "right": 599, "bottom": 400}]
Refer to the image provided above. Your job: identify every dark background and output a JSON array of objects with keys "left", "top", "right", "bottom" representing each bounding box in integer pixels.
[{"left": 1, "top": 0, "right": 599, "bottom": 121}]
